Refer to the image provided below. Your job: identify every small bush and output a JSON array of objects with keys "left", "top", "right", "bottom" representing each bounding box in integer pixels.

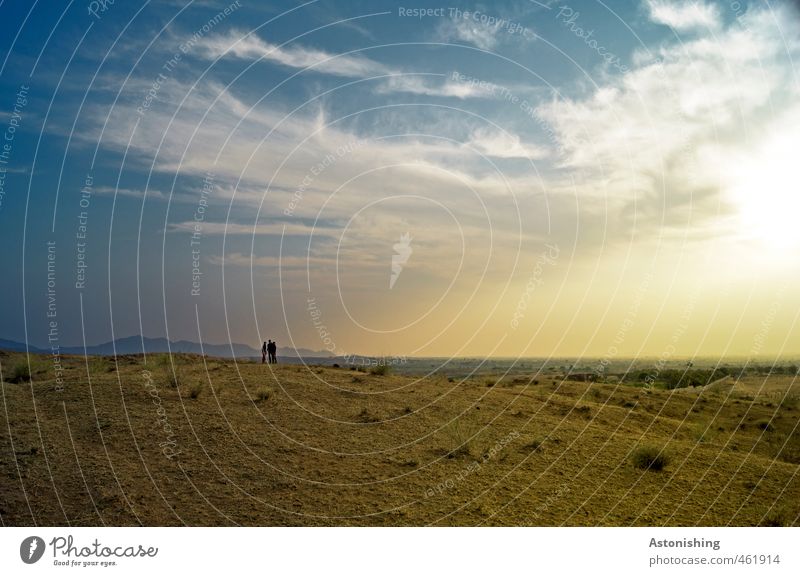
[
  {"left": 691, "top": 422, "right": 715, "bottom": 444},
  {"left": 761, "top": 507, "right": 793, "bottom": 527},
  {"left": 186, "top": 381, "right": 202, "bottom": 399},
  {"left": 356, "top": 407, "right": 380, "bottom": 423},
  {"left": 166, "top": 368, "right": 182, "bottom": 389},
  {"left": 8, "top": 362, "right": 31, "bottom": 383},
  {"left": 370, "top": 364, "right": 391, "bottom": 376},
  {"left": 523, "top": 438, "right": 543, "bottom": 452},
  {"left": 443, "top": 419, "right": 478, "bottom": 458},
  {"left": 756, "top": 419, "right": 774, "bottom": 432},
  {"left": 631, "top": 445, "right": 669, "bottom": 471},
  {"left": 253, "top": 387, "right": 272, "bottom": 402}
]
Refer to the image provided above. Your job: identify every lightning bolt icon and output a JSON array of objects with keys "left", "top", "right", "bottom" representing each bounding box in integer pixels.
[{"left": 29, "top": 538, "right": 38, "bottom": 560}]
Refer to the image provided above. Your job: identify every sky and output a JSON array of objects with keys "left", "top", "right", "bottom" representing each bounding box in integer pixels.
[{"left": 0, "top": 0, "right": 798, "bottom": 359}]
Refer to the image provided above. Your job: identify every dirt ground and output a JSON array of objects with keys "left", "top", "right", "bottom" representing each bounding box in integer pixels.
[{"left": 1, "top": 350, "right": 798, "bottom": 526}]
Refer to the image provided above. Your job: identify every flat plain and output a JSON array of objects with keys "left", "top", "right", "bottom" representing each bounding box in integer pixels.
[{"left": 1, "top": 350, "right": 798, "bottom": 526}]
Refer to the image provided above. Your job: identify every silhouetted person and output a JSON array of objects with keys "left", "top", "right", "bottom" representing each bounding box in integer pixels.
[
  {"left": 261, "top": 341, "right": 267, "bottom": 364},
  {"left": 268, "top": 340, "right": 277, "bottom": 364}
]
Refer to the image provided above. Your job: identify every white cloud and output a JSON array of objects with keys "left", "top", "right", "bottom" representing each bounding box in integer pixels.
[
  {"left": 646, "top": 0, "right": 721, "bottom": 31},
  {"left": 93, "top": 185, "right": 172, "bottom": 201},
  {"left": 466, "top": 127, "right": 549, "bottom": 160},
  {"left": 374, "top": 75, "right": 498, "bottom": 99},
  {"left": 192, "top": 30, "right": 389, "bottom": 77},
  {"left": 537, "top": 4, "right": 798, "bottom": 235},
  {"left": 191, "top": 31, "right": 500, "bottom": 101},
  {"left": 168, "top": 221, "right": 340, "bottom": 237},
  {"left": 437, "top": 17, "right": 500, "bottom": 50}
]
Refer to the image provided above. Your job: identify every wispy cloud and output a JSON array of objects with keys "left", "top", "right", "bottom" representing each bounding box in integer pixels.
[
  {"left": 645, "top": 0, "right": 720, "bottom": 31},
  {"left": 168, "top": 220, "right": 340, "bottom": 236},
  {"left": 192, "top": 30, "right": 390, "bottom": 77},
  {"left": 437, "top": 17, "right": 501, "bottom": 50},
  {"left": 466, "top": 127, "right": 549, "bottom": 159},
  {"left": 190, "top": 30, "right": 503, "bottom": 101}
]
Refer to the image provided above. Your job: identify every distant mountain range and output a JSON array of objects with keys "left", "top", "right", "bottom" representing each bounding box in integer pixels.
[{"left": 0, "top": 336, "right": 333, "bottom": 359}]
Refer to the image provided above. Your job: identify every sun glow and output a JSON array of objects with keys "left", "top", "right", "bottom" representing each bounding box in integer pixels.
[{"left": 728, "top": 128, "right": 800, "bottom": 250}]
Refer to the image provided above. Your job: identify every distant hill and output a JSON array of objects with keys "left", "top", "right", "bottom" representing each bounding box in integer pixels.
[
  {"left": 0, "top": 336, "right": 333, "bottom": 359},
  {"left": 0, "top": 339, "right": 47, "bottom": 354}
]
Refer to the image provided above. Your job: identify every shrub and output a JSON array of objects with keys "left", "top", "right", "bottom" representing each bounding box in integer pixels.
[
  {"left": 631, "top": 445, "right": 669, "bottom": 471},
  {"left": 756, "top": 419, "right": 774, "bottom": 432},
  {"left": 523, "top": 438, "right": 543, "bottom": 452},
  {"left": 8, "top": 362, "right": 31, "bottom": 383},
  {"left": 443, "top": 419, "right": 478, "bottom": 458},
  {"left": 166, "top": 367, "right": 182, "bottom": 389},
  {"left": 356, "top": 407, "right": 380, "bottom": 423},
  {"left": 253, "top": 387, "right": 272, "bottom": 402},
  {"left": 89, "top": 356, "right": 116, "bottom": 373},
  {"left": 186, "top": 381, "right": 202, "bottom": 399},
  {"left": 761, "top": 507, "right": 793, "bottom": 527},
  {"left": 370, "top": 364, "right": 391, "bottom": 376}
]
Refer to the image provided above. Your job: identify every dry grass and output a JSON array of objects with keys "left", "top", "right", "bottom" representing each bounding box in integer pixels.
[{"left": 0, "top": 351, "right": 798, "bottom": 526}]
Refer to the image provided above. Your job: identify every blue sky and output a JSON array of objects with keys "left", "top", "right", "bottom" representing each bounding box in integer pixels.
[{"left": 1, "top": 0, "right": 799, "bottom": 357}]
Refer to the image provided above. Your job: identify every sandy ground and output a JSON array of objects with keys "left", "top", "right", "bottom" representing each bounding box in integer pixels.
[{"left": 1, "top": 351, "right": 798, "bottom": 526}]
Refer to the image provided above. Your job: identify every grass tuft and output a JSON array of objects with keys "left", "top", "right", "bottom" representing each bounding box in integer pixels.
[
  {"left": 631, "top": 445, "right": 669, "bottom": 471},
  {"left": 8, "top": 362, "right": 32, "bottom": 383},
  {"left": 186, "top": 381, "right": 202, "bottom": 399},
  {"left": 755, "top": 419, "right": 774, "bottom": 432},
  {"left": 370, "top": 364, "right": 391, "bottom": 376}
]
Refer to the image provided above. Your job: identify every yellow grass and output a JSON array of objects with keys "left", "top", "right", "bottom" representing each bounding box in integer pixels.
[{"left": 1, "top": 350, "right": 798, "bottom": 526}]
